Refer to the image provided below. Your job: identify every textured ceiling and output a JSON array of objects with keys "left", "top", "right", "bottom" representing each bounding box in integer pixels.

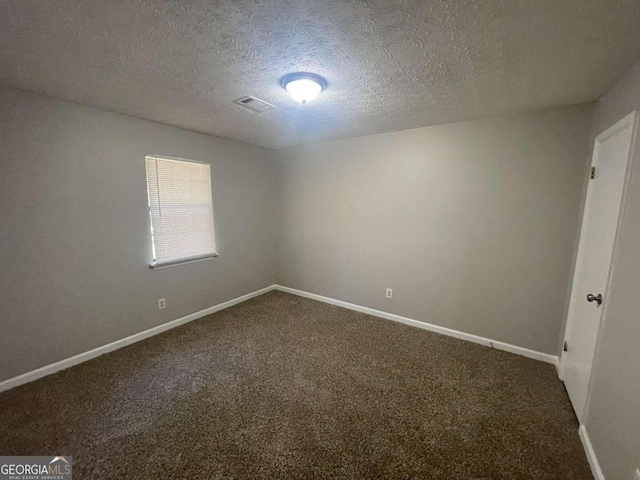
[{"left": 1, "top": 1, "right": 640, "bottom": 149}]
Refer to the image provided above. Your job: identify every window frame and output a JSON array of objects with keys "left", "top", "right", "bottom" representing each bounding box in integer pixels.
[{"left": 144, "top": 154, "right": 218, "bottom": 270}]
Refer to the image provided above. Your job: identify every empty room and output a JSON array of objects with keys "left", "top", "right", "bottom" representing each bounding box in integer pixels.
[{"left": 1, "top": 1, "right": 640, "bottom": 479}]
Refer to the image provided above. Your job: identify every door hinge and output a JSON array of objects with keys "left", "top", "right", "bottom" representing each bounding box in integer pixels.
[
  {"left": 563, "top": 341, "right": 568, "bottom": 352},
  {"left": 590, "top": 166, "right": 596, "bottom": 179}
]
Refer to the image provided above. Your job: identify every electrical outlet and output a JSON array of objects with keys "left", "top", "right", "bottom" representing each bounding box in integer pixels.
[
  {"left": 158, "top": 298, "right": 166, "bottom": 310},
  {"left": 386, "top": 288, "right": 393, "bottom": 299},
  {"left": 634, "top": 468, "right": 640, "bottom": 480}
]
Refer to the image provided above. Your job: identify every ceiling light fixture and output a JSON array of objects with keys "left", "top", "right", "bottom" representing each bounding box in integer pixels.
[{"left": 281, "top": 72, "right": 327, "bottom": 105}]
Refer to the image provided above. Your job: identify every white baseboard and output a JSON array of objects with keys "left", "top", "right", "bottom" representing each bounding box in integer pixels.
[
  {"left": 554, "top": 356, "right": 562, "bottom": 379},
  {"left": 579, "top": 425, "right": 605, "bottom": 480},
  {"left": 1, "top": 283, "right": 561, "bottom": 393},
  {"left": 274, "top": 285, "right": 559, "bottom": 366},
  {"left": 0, "top": 284, "right": 277, "bottom": 393}
]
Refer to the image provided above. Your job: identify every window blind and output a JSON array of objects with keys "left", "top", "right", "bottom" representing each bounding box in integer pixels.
[{"left": 145, "top": 155, "right": 217, "bottom": 268}]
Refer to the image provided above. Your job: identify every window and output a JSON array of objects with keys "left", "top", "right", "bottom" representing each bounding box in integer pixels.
[{"left": 145, "top": 155, "right": 217, "bottom": 269}]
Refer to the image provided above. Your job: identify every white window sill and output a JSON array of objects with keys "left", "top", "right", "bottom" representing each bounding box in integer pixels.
[{"left": 149, "top": 253, "right": 218, "bottom": 270}]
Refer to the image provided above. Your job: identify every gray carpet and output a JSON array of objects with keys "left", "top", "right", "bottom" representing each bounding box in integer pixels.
[{"left": 0, "top": 291, "right": 591, "bottom": 479}]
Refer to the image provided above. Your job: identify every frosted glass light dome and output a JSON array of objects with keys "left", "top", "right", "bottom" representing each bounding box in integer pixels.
[{"left": 281, "top": 73, "right": 327, "bottom": 105}]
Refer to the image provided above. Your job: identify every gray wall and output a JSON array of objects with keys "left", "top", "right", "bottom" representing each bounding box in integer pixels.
[
  {"left": 582, "top": 60, "right": 640, "bottom": 480},
  {"left": 0, "top": 88, "right": 596, "bottom": 381},
  {"left": 276, "top": 105, "right": 594, "bottom": 355},
  {"left": 0, "top": 87, "right": 277, "bottom": 382}
]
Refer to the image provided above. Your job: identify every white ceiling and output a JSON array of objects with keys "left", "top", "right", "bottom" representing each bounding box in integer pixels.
[{"left": 1, "top": 1, "right": 640, "bottom": 149}]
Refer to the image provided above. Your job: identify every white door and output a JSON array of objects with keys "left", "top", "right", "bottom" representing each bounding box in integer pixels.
[{"left": 562, "top": 112, "right": 637, "bottom": 421}]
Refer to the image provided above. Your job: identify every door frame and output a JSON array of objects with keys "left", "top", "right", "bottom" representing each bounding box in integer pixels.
[{"left": 560, "top": 110, "right": 638, "bottom": 416}]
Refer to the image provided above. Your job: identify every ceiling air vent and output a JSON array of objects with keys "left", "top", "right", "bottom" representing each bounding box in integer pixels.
[{"left": 233, "top": 95, "right": 275, "bottom": 113}]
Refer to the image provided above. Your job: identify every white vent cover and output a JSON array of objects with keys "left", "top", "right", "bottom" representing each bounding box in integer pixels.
[{"left": 233, "top": 95, "right": 275, "bottom": 113}]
